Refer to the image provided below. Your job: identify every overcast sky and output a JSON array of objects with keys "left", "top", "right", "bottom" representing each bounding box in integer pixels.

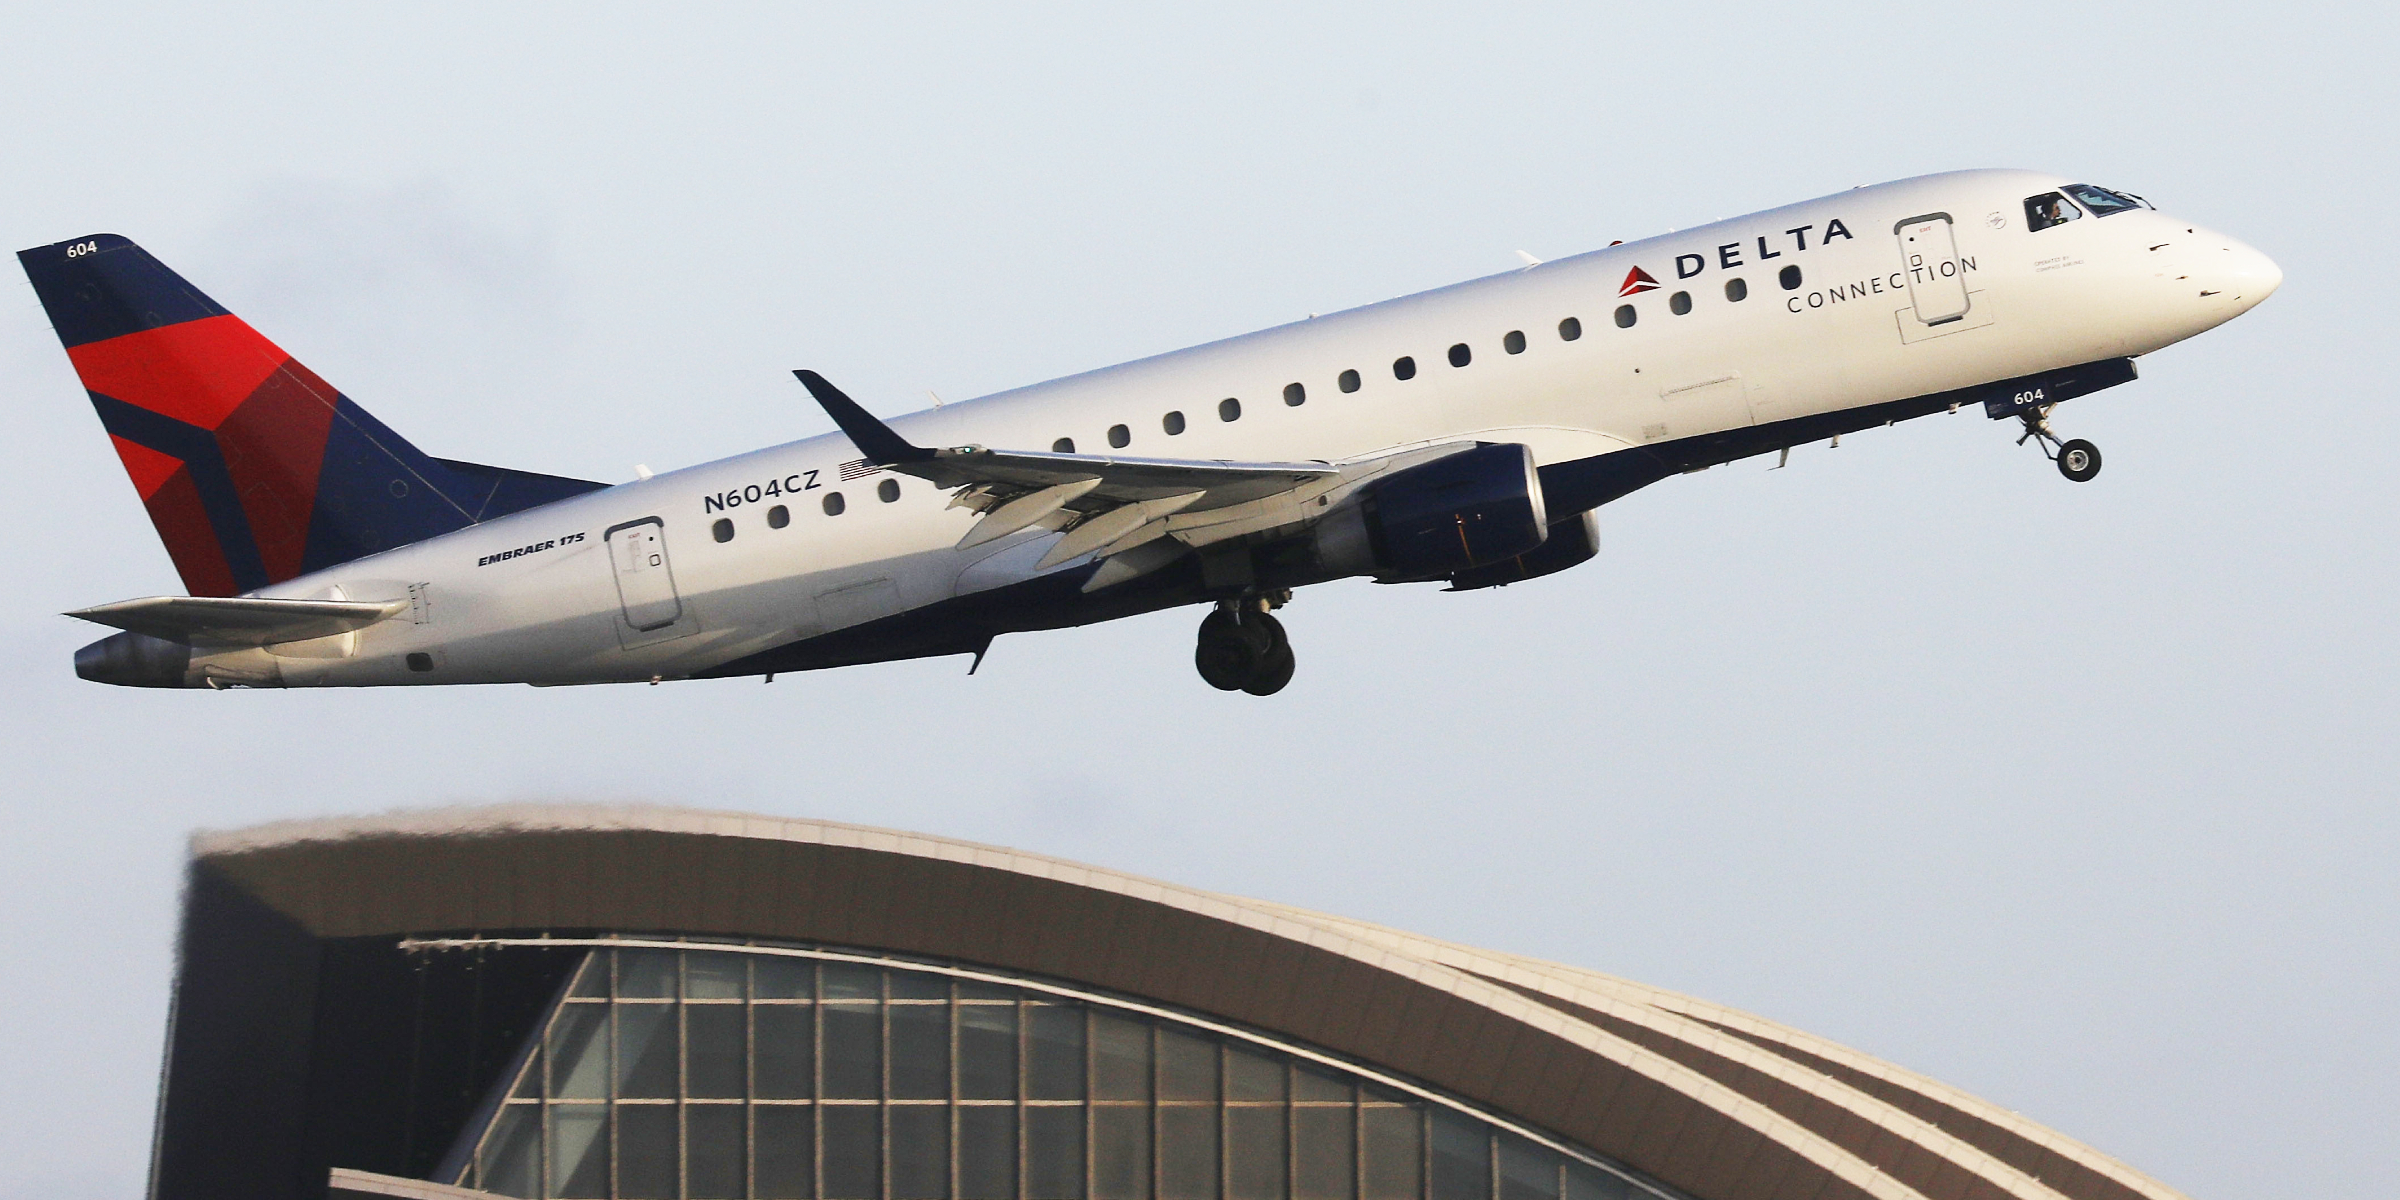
[{"left": 1, "top": 5, "right": 2390, "bottom": 1199}]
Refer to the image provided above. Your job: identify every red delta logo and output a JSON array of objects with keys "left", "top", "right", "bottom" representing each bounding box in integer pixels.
[{"left": 1619, "top": 266, "right": 1660, "bottom": 297}]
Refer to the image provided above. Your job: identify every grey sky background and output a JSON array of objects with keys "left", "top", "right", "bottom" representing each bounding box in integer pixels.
[{"left": 0, "top": 4, "right": 2389, "bottom": 1198}]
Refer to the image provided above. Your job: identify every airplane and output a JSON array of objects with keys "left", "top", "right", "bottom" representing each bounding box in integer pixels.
[{"left": 25, "top": 169, "right": 2279, "bottom": 696}]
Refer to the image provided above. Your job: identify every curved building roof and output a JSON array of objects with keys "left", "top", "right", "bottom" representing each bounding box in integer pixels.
[{"left": 181, "top": 805, "right": 2189, "bottom": 1200}]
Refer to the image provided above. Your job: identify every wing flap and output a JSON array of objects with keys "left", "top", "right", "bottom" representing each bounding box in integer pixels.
[
  {"left": 68, "top": 595, "right": 409, "bottom": 645},
  {"left": 920, "top": 447, "right": 1333, "bottom": 507}
]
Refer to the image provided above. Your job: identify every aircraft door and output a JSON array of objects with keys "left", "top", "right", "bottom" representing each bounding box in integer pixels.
[
  {"left": 606, "top": 517, "right": 684, "bottom": 631},
  {"left": 1896, "top": 214, "right": 1971, "bottom": 326}
]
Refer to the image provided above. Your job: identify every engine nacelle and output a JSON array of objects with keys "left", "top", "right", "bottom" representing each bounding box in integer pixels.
[
  {"left": 1310, "top": 442, "right": 1547, "bottom": 581},
  {"left": 1371, "top": 442, "right": 1548, "bottom": 579},
  {"left": 1445, "top": 509, "right": 1599, "bottom": 590},
  {"left": 1298, "top": 443, "right": 1552, "bottom": 582}
]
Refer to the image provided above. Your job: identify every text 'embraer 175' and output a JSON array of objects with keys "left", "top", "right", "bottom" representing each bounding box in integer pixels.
[{"left": 26, "top": 171, "right": 2279, "bottom": 694}]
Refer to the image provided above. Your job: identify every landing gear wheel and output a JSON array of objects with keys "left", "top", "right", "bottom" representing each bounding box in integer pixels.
[
  {"left": 2056, "top": 439, "right": 2101, "bottom": 483},
  {"left": 2016, "top": 406, "right": 2103, "bottom": 483},
  {"left": 1240, "top": 617, "right": 1295, "bottom": 696},
  {"left": 1195, "top": 608, "right": 1271, "bottom": 691},
  {"left": 1194, "top": 604, "right": 1296, "bottom": 694}
]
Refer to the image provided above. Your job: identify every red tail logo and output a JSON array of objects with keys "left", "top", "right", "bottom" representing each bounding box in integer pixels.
[
  {"left": 1619, "top": 266, "right": 1660, "bottom": 297},
  {"left": 21, "top": 234, "right": 610, "bottom": 598}
]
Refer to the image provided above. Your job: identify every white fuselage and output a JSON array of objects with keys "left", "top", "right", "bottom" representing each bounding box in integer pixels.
[{"left": 206, "top": 169, "right": 2279, "bottom": 687}]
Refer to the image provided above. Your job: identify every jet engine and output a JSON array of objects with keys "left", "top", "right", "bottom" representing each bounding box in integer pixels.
[{"left": 1309, "top": 443, "right": 1549, "bottom": 582}]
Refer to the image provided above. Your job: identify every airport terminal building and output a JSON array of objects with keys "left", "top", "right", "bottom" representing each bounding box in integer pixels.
[{"left": 157, "top": 807, "right": 2188, "bottom": 1200}]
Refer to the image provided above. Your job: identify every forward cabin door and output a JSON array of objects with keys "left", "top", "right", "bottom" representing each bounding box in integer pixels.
[
  {"left": 1896, "top": 214, "right": 1971, "bottom": 325},
  {"left": 606, "top": 517, "right": 685, "bottom": 632}
]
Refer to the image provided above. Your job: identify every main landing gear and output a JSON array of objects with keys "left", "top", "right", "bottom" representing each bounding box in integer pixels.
[
  {"left": 2016, "top": 404, "right": 2102, "bottom": 483},
  {"left": 1195, "top": 595, "right": 1295, "bottom": 696}
]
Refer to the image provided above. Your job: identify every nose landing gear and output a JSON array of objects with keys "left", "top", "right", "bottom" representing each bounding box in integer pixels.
[
  {"left": 2056, "top": 439, "right": 2101, "bottom": 482},
  {"left": 2016, "top": 405, "right": 2102, "bottom": 482},
  {"left": 1194, "top": 595, "right": 1295, "bottom": 696}
]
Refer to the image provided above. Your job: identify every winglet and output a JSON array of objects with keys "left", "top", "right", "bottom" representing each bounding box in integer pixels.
[{"left": 793, "top": 370, "right": 936, "bottom": 464}]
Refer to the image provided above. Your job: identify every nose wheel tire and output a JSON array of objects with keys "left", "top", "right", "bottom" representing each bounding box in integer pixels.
[
  {"left": 1195, "top": 606, "right": 1293, "bottom": 695},
  {"left": 2056, "top": 439, "right": 2101, "bottom": 483},
  {"left": 2015, "top": 405, "right": 2102, "bottom": 483}
]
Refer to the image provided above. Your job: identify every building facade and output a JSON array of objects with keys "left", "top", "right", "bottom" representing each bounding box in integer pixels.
[{"left": 157, "top": 807, "right": 2190, "bottom": 1200}]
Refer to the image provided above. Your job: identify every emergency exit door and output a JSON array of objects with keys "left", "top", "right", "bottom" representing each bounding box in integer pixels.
[
  {"left": 606, "top": 518, "right": 684, "bottom": 631},
  {"left": 1896, "top": 214, "right": 1971, "bottom": 325}
]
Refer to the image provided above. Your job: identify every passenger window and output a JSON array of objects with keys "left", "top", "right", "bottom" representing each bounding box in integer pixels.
[
  {"left": 1613, "top": 305, "right": 1635, "bottom": 328},
  {"left": 1338, "top": 369, "right": 1361, "bottom": 393},
  {"left": 1448, "top": 342, "right": 1471, "bottom": 367},
  {"left": 1724, "top": 277, "right": 1748, "bottom": 302},
  {"left": 878, "top": 478, "right": 900, "bottom": 503},
  {"left": 1393, "top": 356, "right": 1416, "bottom": 380},
  {"left": 823, "top": 492, "right": 846, "bottom": 516},
  {"left": 1558, "top": 317, "right": 1582, "bottom": 341},
  {"left": 1503, "top": 330, "right": 1526, "bottom": 354},
  {"left": 1669, "top": 291, "right": 1692, "bottom": 316},
  {"left": 1052, "top": 437, "right": 1075, "bottom": 454},
  {"left": 767, "top": 504, "right": 790, "bottom": 529},
  {"left": 1163, "top": 410, "right": 1186, "bottom": 435},
  {"left": 1283, "top": 382, "right": 1305, "bottom": 406},
  {"left": 1107, "top": 424, "right": 1130, "bottom": 448},
  {"left": 712, "top": 518, "right": 734, "bottom": 543},
  {"left": 2024, "top": 192, "right": 2082, "bottom": 231},
  {"left": 1219, "top": 397, "right": 1241, "bottom": 422},
  {"left": 1778, "top": 264, "right": 1803, "bottom": 290}
]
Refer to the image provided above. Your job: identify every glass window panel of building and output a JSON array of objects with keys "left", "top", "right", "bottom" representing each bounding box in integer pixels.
[{"left": 454, "top": 947, "right": 1672, "bottom": 1200}]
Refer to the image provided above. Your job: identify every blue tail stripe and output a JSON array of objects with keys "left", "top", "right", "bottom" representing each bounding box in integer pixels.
[
  {"left": 19, "top": 235, "right": 231, "bottom": 349},
  {"left": 434, "top": 458, "right": 613, "bottom": 522},
  {"left": 299, "top": 397, "right": 609, "bottom": 572},
  {"left": 88, "top": 392, "right": 271, "bottom": 592}
]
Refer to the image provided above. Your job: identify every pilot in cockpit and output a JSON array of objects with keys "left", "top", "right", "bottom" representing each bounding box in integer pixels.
[{"left": 2025, "top": 192, "right": 2082, "bottom": 231}]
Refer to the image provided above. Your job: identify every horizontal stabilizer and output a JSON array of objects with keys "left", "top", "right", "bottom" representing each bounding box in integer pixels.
[{"left": 68, "top": 595, "right": 409, "bottom": 646}]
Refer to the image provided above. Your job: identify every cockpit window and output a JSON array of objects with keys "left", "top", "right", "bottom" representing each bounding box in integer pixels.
[
  {"left": 2024, "top": 192, "right": 2083, "bottom": 231},
  {"left": 2063, "top": 183, "right": 2145, "bottom": 217}
]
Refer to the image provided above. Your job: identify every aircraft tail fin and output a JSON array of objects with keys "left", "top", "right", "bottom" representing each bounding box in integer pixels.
[{"left": 18, "top": 234, "right": 608, "bottom": 596}]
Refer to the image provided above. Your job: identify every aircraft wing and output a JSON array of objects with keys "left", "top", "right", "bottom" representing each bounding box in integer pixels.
[
  {"left": 68, "top": 595, "right": 410, "bottom": 645},
  {"left": 796, "top": 370, "right": 1346, "bottom": 581},
  {"left": 894, "top": 445, "right": 1332, "bottom": 504},
  {"left": 795, "top": 369, "right": 1330, "bottom": 496}
]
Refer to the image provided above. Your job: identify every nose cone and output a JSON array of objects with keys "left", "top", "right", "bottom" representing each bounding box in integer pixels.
[{"left": 2210, "top": 236, "right": 2283, "bottom": 311}]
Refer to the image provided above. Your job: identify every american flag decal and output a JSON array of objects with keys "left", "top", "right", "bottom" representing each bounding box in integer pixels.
[{"left": 838, "top": 458, "right": 878, "bottom": 481}]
